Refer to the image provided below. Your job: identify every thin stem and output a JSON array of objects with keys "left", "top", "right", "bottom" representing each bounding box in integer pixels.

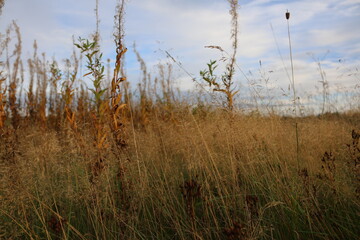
[
  {"left": 286, "top": 10, "right": 300, "bottom": 171},
  {"left": 287, "top": 16, "right": 296, "bottom": 116}
]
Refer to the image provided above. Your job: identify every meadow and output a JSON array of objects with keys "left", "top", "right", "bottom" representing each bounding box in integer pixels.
[{"left": 0, "top": 0, "right": 359, "bottom": 239}]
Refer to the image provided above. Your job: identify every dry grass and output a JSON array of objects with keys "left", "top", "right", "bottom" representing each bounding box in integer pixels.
[
  {"left": 0, "top": 111, "right": 359, "bottom": 239},
  {"left": 0, "top": 1, "right": 359, "bottom": 240}
]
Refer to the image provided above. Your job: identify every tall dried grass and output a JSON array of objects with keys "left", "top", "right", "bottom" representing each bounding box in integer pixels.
[{"left": 0, "top": 1, "right": 359, "bottom": 239}]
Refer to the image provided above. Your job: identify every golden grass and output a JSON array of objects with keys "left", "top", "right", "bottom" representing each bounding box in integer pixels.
[
  {"left": 0, "top": 2, "right": 359, "bottom": 239},
  {"left": 1, "top": 110, "right": 359, "bottom": 239}
]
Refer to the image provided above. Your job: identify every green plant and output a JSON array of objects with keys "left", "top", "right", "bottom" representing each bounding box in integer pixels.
[
  {"left": 75, "top": 38, "right": 107, "bottom": 116},
  {"left": 200, "top": 60, "right": 239, "bottom": 111},
  {"left": 200, "top": 0, "right": 240, "bottom": 111}
]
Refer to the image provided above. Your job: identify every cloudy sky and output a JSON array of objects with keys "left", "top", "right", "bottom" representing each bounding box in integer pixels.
[{"left": 0, "top": 0, "right": 359, "bottom": 111}]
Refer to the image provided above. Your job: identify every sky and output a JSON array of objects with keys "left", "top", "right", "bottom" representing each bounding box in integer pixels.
[{"left": 0, "top": 0, "right": 359, "bottom": 112}]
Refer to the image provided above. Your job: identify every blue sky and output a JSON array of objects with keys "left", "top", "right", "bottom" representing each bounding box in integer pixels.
[{"left": 0, "top": 0, "right": 359, "bottom": 111}]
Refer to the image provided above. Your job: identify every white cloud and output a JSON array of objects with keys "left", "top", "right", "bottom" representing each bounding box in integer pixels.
[
  {"left": 309, "top": 29, "right": 356, "bottom": 47},
  {"left": 0, "top": 0, "right": 358, "bottom": 110}
]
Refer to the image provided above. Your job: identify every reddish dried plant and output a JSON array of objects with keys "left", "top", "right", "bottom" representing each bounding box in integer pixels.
[
  {"left": 0, "top": 73, "right": 6, "bottom": 129},
  {"left": 48, "top": 214, "right": 67, "bottom": 236},
  {"left": 180, "top": 179, "right": 202, "bottom": 221},
  {"left": 224, "top": 221, "right": 247, "bottom": 240}
]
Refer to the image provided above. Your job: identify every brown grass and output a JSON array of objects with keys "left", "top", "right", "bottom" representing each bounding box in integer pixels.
[{"left": 0, "top": 2, "right": 359, "bottom": 239}]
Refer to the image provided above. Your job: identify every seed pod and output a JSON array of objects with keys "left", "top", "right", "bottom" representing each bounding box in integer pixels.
[{"left": 286, "top": 11, "right": 290, "bottom": 20}]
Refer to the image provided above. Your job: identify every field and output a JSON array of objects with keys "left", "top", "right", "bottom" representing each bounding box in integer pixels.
[{"left": 0, "top": 0, "right": 359, "bottom": 239}]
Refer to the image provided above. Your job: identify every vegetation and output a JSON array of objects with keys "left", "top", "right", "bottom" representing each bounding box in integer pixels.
[{"left": 0, "top": 0, "right": 359, "bottom": 239}]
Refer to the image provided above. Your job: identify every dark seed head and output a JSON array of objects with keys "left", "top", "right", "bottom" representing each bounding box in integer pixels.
[{"left": 286, "top": 11, "right": 290, "bottom": 20}]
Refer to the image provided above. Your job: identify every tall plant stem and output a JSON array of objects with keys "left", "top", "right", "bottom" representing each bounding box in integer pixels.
[
  {"left": 286, "top": 10, "right": 300, "bottom": 171},
  {"left": 286, "top": 11, "right": 296, "bottom": 116}
]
